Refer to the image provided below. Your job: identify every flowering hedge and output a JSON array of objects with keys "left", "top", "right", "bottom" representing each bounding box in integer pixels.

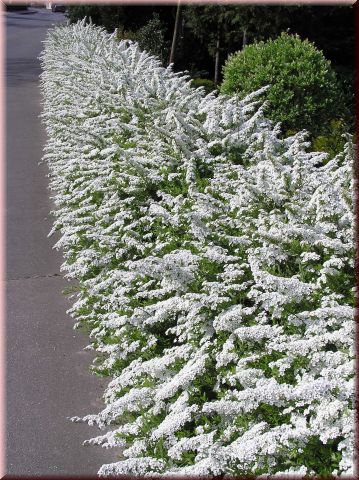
[{"left": 40, "top": 21, "right": 355, "bottom": 477}]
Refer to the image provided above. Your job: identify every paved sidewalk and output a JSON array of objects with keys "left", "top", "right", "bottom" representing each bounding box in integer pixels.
[{"left": 6, "top": 8, "right": 116, "bottom": 475}]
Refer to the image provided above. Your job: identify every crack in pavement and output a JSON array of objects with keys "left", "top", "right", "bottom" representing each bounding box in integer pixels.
[{"left": 7, "top": 273, "right": 62, "bottom": 281}]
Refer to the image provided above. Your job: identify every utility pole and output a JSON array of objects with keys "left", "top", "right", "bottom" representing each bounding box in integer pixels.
[
  {"left": 169, "top": 0, "right": 182, "bottom": 66},
  {"left": 214, "top": 19, "right": 221, "bottom": 86}
]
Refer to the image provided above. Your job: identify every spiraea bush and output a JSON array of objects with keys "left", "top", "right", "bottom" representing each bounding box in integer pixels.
[{"left": 40, "top": 21, "right": 355, "bottom": 477}]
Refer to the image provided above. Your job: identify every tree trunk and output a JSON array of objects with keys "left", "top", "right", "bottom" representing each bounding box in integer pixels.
[
  {"left": 214, "top": 21, "right": 220, "bottom": 86},
  {"left": 169, "top": 1, "right": 182, "bottom": 66}
]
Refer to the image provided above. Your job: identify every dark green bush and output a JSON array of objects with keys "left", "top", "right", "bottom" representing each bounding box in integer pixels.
[
  {"left": 191, "top": 78, "right": 217, "bottom": 94},
  {"left": 116, "top": 29, "right": 139, "bottom": 42},
  {"left": 220, "top": 33, "right": 344, "bottom": 138},
  {"left": 117, "top": 14, "right": 168, "bottom": 65},
  {"left": 312, "top": 119, "right": 350, "bottom": 159},
  {"left": 136, "top": 13, "right": 168, "bottom": 63}
]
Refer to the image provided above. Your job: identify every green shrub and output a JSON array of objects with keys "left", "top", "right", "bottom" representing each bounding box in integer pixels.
[
  {"left": 312, "top": 119, "right": 349, "bottom": 159},
  {"left": 116, "top": 15, "right": 168, "bottom": 64},
  {"left": 116, "top": 29, "right": 139, "bottom": 42},
  {"left": 136, "top": 13, "right": 168, "bottom": 64},
  {"left": 221, "top": 33, "right": 344, "bottom": 138},
  {"left": 191, "top": 78, "right": 217, "bottom": 94}
]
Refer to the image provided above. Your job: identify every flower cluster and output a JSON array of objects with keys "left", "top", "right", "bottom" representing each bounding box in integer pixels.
[{"left": 40, "top": 21, "right": 355, "bottom": 477}]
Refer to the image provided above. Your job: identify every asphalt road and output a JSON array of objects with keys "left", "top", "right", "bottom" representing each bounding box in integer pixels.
[{"left": 6, "top": 8, "right": 116, "bottom": 476}]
